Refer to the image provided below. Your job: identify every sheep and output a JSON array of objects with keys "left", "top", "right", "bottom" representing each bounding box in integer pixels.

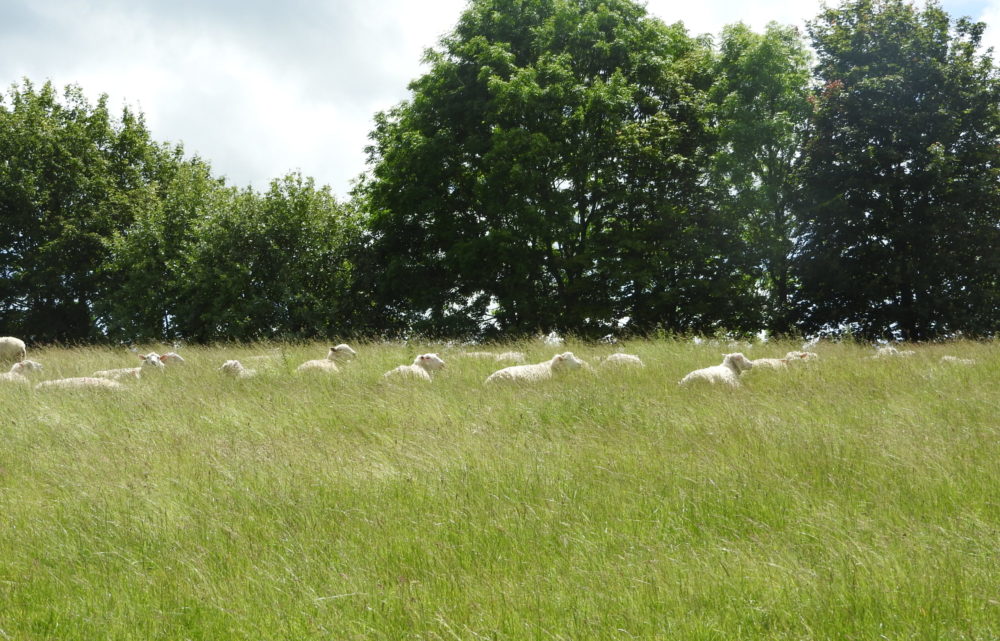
[
  {"left": 940, "top": 355, "right": 975, "bottom": 365},
  {"left": 750, "top": 357, "right": 789, "bottom": 370},
  {"left": 752, "top": 351, "right": 817, "bottom": 369},
  {"left": 35, "top": 377, "right": 126, "bottom": 391},
  {"left": 328, "top": 344, "right": 358, "bottom": 361},
  {"left": 597, "top": 353, "right": 645, "bottom": 368},
  {"left": 296, "top": 344, "right": 357, "bottom": 373},
  {"left": 93, "top": 352, "right": 166, "bottom": 381},
  {"left": 873, "top": 346, "right": 916, "bottom": 359},
  {"left": 0, "top": 372, "right": 29, "bottom": 384},
  {"left": 2, "top": 361, "right": 42, "bottom": 385},
  {"left": 219, "top": 360, "right": 257, "bottom": 379},
  {"left": 679, "top": 353, "right": 754, "bottom": 387},
  {"left": 484, "top": 352, "right": 587, "bottom": 384},
  {"left": 383, "top": 353, "right": 446, "bottom": 382},
  {"left": 297, "top": 359, "right": 340, "bottom": 373},
  {"left": 462, "top": 351, "right": 498, "bottom": 360},
  {"left": 159, "top": 351, "right": 186, "bottom": 364},
  {"left": 9, "top": 360, "right": 43, "bottom": 375},
  {"left": 0, "top": 337, "right": 26, "bottom": 364},
  {"left": 461, "top": 351, "right": 527, "bottom": 363}
]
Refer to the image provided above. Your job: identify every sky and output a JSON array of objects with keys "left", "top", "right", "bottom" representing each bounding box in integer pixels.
[{"left": 1, "top": 0, "right": 997, "bottom": 197}]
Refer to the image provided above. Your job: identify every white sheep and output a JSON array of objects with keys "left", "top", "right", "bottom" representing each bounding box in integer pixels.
[
  {"left": 35, "top": 377, "right": 126, "bottom": 391},
  {"left": 383, "top": 353, "right": 446, "bottom": 381},
  {"left": 10, "top": 360, "right": 43, "bottom": 375},
  {"left": 93, "top": 352, "right": 165, "bottom": 381},
  {"left": 940, "top": 355, "right": 975, "bottom": 365},
  {"left": 328, "top": 344, "right": 358, "bottom": 360},
  {"left": 159, "top": 351, "right": 186, "bottom": 364},
  {"left": 0, "top": 337, "right": 26, "bottom": 363},
  {"left": 598, "top": 353, "right": 645, "bottom": 368},
  {"left": 679, "top": 353, "right": 754, "bottom": 387},
  {"left": 461, "top": 350, "right": 527, "bottom": 363},
  {"left": 750, "top": 357, "right": 789, "bottom": 369},
  {"left": 220, "top": 360, "right": 257, "bottom": 379},
  {"left": 0, "top": 372, "right": 29, "bottom": 384},
  {"left": 462, "top": 351, "right": 498, "bottom": 360},
  {"left": 785, "top": 350, "right": 819, "bottom": 361},
  {"left": 484, "top": 352, "right": 587, "bottom": 384},
  {"left": 296, "top": 344, "right": 357, "bottom": 373},
  {"left": 297, "top": 359, "right": 340, "bottom": 373},
  {"left": 873, "top": 346, "right": 916, "bottom": 359}
]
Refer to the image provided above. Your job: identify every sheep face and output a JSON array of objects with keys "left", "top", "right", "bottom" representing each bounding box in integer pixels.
[
  {"left": 328, "top": 344, "right": 357, "bottom": 361},
  {"left": 10, "top": 359, "right": 42, "bottom": 374},
  {"left": 723, "top": 353, "right": 753, "bottom": 373},
  {"left": 415, "top": 353, "right": 446, "bottom": 371},
  {"left": 140, "top": 353, "right": 166, "bottom": 370},
  {"left": 551, "top": 352, "right": 585, "bottom": 371}
]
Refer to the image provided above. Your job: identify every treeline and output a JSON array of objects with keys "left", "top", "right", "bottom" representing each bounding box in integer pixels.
[{"left": 3, "top": 0, "right": 1000, "bottom": 343}]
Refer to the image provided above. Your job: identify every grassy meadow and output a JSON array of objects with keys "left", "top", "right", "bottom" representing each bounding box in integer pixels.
[{"left": 1, "top": 339, "right": 998, "bottom": 640}]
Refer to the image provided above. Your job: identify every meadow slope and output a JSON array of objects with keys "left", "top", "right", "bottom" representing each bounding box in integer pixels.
[{"left": 1, "top": 340, "right": 998, "bottom": 640}]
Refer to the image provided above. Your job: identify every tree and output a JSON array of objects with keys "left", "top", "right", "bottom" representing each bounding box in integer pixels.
[
  {"left": 95, "top": 158, "right": 228, "bottom": 341},
  {"left": 0, "top": 80, "right": 164, "bottom": 342},
  {"left": 709, "top": 22, "right": 812, "bottom": 334},
  {"left": 796, "top": 0, "right": 1000, "bottom": 339},
  {"left": 171, "top": 173, "right": 362, "bottom": 342},
  {"left": 362, "top": 0, "right": 756, "bottom": 337}
]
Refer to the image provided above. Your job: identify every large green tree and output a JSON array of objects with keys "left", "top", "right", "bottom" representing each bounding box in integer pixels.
[
  {"left": 0, "top": 81, "right": 168, "bottom": 342},
  {"left": 710, "top": 22, "right": 812, "bottom": 334},
  {"left": 796, "top": 0, "right": 1000, "bottom": 339},
  {"left": 363, "top": 0, "right": 755, "bottom": 337},
  {"left": 170, "top": 173, "right": 363, "bottom": 342},
  {"left": 95, "top": 158, "right": 229, "bottom": 341}
]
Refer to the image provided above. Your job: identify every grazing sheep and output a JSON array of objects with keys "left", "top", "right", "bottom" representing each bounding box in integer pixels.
[
  {"left": 785, "top": 350, "right": 819, "bottom": 361},
  {"left": 598, "top": 353, "right": 645, "bottom": 368},
  {"left": 35, "top": 377, "right": 126, "bottom": 391},
  {"left": 383, "top": 353, "right": 446, "bottom": 382},
  {"left": 219, "top": 360, "right": 257, "bottom": 379},
  {"left": 940, "top": 355, "right": 975, "bottom": 365},
  {"left": 0, "top": 337, "right": 26, "bottom": 363},
  {"left": 159, "top": 351, "right": 186, "bottom": 364},
  {"left": 485, "top": 352, "right": 587, "bottom": 384},
  {"left": 679, "top": 353, "right": 754, "bottom": 387},
  {"left": 93, "top": 352, "right": 166, "bottom": 381}
]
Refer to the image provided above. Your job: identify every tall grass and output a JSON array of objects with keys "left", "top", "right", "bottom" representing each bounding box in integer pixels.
[{"left": 1, "top": 339, "right": 998, "bottom": 640}]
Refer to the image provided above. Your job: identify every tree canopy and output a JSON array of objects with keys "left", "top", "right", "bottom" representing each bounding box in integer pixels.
[{"left": 3, "top": 0, "right": 1000, "bottom": 343}]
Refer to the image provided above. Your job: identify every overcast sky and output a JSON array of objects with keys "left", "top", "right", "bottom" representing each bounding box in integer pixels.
[{"left": 1, "top": 0, "right": 996, "bottom": 197}]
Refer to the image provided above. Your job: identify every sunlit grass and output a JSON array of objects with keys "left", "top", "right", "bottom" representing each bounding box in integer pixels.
[{"left": 1, "top": 339, "right": 998, "bottom": 639}]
